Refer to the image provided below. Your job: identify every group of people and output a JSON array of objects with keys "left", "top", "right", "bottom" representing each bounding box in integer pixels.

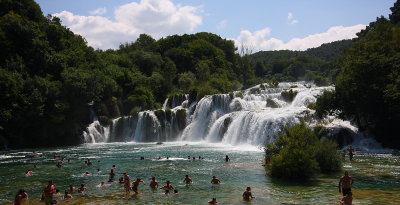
[{"left": 15, "top": 154, "right": 256, "bottom": 204}]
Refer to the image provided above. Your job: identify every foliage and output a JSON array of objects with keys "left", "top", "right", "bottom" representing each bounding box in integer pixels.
[
  {"left": 265, "top": 122, "right": 342, "bottom": 180},
  {"left": 327, "top": 0, "right": 400, "bottom": 147}
]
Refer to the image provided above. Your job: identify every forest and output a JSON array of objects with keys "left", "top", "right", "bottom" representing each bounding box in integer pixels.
[{"left": 0, "top": 0, "right": 399, "bottom": 149}]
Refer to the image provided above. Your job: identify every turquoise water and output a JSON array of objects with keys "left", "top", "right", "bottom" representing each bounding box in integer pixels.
[{"left": 1, "top": 142, "right": 399, "bottom": 204}]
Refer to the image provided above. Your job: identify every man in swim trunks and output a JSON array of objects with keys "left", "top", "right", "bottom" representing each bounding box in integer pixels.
[
  {"left": 43, "top": 180, "right": 56, "bottom": 205},
  {"left": 160, "top": 181, "right": 174, "bottom": 190},
  {"left": 149, "top": 176, "right": 159, "bottom": 188},
  {"left": 132, "top": 178, "right": 145, "bottom": 195},
  {"left": 123, "top": 173, "right": 131, "bottom": 194},
  {"left": 14, "top": 189, "right": 28, "bottom": 205},
  {"left": 348, "top": 146, "right": 354, "bottom": 161},
  {"left": 242, "top": 187, "right": 255, "bottom": 201},
  {"left": 183, "top": 175, "right": 193, "bottom": 184},
  {"left": 211, "top": 176, "right": 221, "bottom": 184},
  {"left": 339, "top": 171, "right": 354, "bottom": 196}
]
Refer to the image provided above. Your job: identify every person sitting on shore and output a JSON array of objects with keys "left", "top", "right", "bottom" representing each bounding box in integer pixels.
[
  {"left": 183, "top": 175, "right": 193, "bottom": 184},
  {"left": 14, "top": 189, "right": 28, "bottom": 205},
  {"left": 160, "top": 181, "right": 174, "bottom": 190},
  {"left": 208, "top": 198, "right": 218, "bottom": 204},
  {"left": 149, "top": 176, "right": 159, "bottom": 189},
  {"left": 242, "top": 187, "right": 255, "bottom": 201},
  {"left": 211, "top": 176, "right": 221, "bottom": 184},
  {"left": 63, "top": 191, "right": 73, "bottom": 199},
  {"left": 132, "top": 178, "right": 145, "bottom": 195},
  {"left": 340, "top": 191, "right": 353, "bottom": 205}
]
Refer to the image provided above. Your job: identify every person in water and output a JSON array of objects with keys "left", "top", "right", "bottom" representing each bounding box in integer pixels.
[
  {"left": 25, "top": 169, "right": 32, "bottom": 177},
  {"left": 43, "top": 180, "right": 56, "bottom": 205},
  {"left": 66, "top": 185, "right": 75, "bottom": 192},
  {"left": 132, "top": 178, "right": 145, "bottom": 195},
  {"left": 211, "top": 176, "right": 221, "bottom": 184},
  {"left": 242, "top": 187, "right": 255, "bottom": 201},
  {"left": 208, "top": 198, "right": 218, "bottom": 204},
  {"left": 119, "top": 177, "right": 124, "bottom": 184},
  {"left": 123, "top": 173, "right": 131, "bottom": 194},
  {"left": 64, "top": 191, "right": 73, "bottom": 199},
  {"left": 225, "top": 155, "right": 230, "bottom": 162},
  {"left": 149, "top": 176, "right": 159, "bottom": 189},
  {"left": 183, "top": 175, "right": 193, "bottom": 184},
  {"left": 340, "top": 191, "right": 353, "bottom": 205},
  {"left": 339, "top": 171, "right": 354, "bottom": 196},
  {"left": 348, "top": 146, "right": 355, "bottom": 161},
  {"left": 14, "top": 189, "right": 29, "bottom": 205},
  {"left": 160, "top": 181, "right": 175, "bottom": 190},
  {"left": 108, "top": 169, "right": 115, "bottom": 182},
  {"left": 77, "top": 184, "right": 87, "bottom": 193},
  {"left": 173, "top": 189, "right": 179, "bottom": 195},
  {"left": 84, "top": 171, "right": 91, "bottom": 176}
]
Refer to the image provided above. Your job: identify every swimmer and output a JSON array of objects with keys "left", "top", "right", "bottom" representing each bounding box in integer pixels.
[
  {"left": 225, "top": 155, "right": 230, "bottom": 162},
  {"left": 348, "top": 146, "right": 355, "bottom": 161},
  {"left": 97, "top": 181, "right": 107, "bottom": 188},
  {"left": 211, "top": 176, "right": 221, "bottom": 184},
  {"left": 63, "top": 191, "right": 72, "bottom": 199},
  {"left": 43, "top": 180, "right": 56, "bottom": 205},
  {"left": 25, "top": 169, "right": 32, "bottom": 177},
  {"left": 193, "top": 157, "right": 195, "bottom": 160},
  {"left": 208, "top": 198, "right": 218, "bottom": 204},
  {"left": 140, "top": 156, "right": 144, "bottom": 160},
  {"left": 132, "top": 178, "right": 145, "bottom": 195},
  {"left": 112, "top": 165, "right": 116, "bottom": 169},
  {"left": 123, "top": 173, "right": 131, "bottom": 193},
  {"left": 199, "top": 156, "right": 201, "bottom": 160},
  {"left": 339, "top": 171, "right": 354, "bottom": 196},
  {"left": 67, "top": 159, "right": 71, "bottom": 163},
  {"left": 67, "top": 185, "right": 75, "bottom": 192},
  {"left": 84, "top": 172, "right": 91, "bottom": 176},
  {"left": 242, "top": 187, "right": 255, "bottom": 201},
  {"left": 54, "top": 189, "right": 61, "bottom": 197},
  {"left": 166, "top": 156, "right": 169, "bottom": 160},
  {"left": 340, "top": 191, "right": 353, "bottom": 205},
  {"left": 160, "top": 181, "right": 174, "bottom": 190},
  {"left": 77, "top": 184, "right": 87, "bottom": 193},
  {"left": 97, "top": 168, "right": 101, "bottom": 173},
  {"left": 14, "top": 189, "right": 29, "bottom": 205},
  {"left": 183, "top": 175, "right": 193, "bottom": 184},
  {"left": 108, "top": 169, "right": 115, "bottom": 182},
  {"left": 149, "top": 176, "right": 159, "bottom": 189},
  {"left": 188, "top": 156, "right": 191, "bottom": 160}
]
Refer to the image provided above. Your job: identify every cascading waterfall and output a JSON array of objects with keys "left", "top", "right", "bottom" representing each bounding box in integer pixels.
[{"left": 83, "top": 82, "right": 348, "bottom": 146}]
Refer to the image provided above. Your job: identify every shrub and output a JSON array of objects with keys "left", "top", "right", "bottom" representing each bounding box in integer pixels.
[{"left": 265, "top": 122, "right": 342, "bottom": 180}]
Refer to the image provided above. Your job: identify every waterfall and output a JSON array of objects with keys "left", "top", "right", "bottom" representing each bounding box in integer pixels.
[{"left": 83, "top": 82, "right": 350, "bottom": 146}]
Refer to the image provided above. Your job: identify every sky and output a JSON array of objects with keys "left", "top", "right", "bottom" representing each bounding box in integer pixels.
[{"left": 35, "top": 0, "right": 396, "bottom": 51}]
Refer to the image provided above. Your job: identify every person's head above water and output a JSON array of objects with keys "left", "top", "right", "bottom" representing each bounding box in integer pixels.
[{"left": 246, "top": 187, "right": 251, "bottom": 191}]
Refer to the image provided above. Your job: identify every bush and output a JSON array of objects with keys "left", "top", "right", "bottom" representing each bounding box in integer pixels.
[{"left": 265, "top": 122, "right": 342, "bottom": 180}]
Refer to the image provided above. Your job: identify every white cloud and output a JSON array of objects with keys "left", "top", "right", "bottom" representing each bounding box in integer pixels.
[
  {"left": 216, "top": 20, "right": 227, "bottom": 30},
  {"left": 89, "top": 7, "right": 107, "bottom": 15},
  {"left": 54, "top": 0, "right": 202, "bottom": 49},
  {"left": 287, "top": 12, "right": 299, "bottom": 25},
  {"left": 288, "top": 12, "right": 293, "bottom": 20},
  {"left": 234, "top": 24, "right": 366, "bottom": 52}
]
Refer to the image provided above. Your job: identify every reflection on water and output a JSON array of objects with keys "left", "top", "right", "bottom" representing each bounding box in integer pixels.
[{"left": 0, "top": 142, "right": 399, "bottom": 204}]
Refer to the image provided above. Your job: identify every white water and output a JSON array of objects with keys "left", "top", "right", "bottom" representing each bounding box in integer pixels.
[{"left": 82, "top": 82, "right": 369, "bottom": 147}]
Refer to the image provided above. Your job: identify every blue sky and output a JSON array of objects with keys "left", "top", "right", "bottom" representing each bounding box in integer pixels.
[{"left": 35, "top": 0, "right": 395, "bottom": 51}]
